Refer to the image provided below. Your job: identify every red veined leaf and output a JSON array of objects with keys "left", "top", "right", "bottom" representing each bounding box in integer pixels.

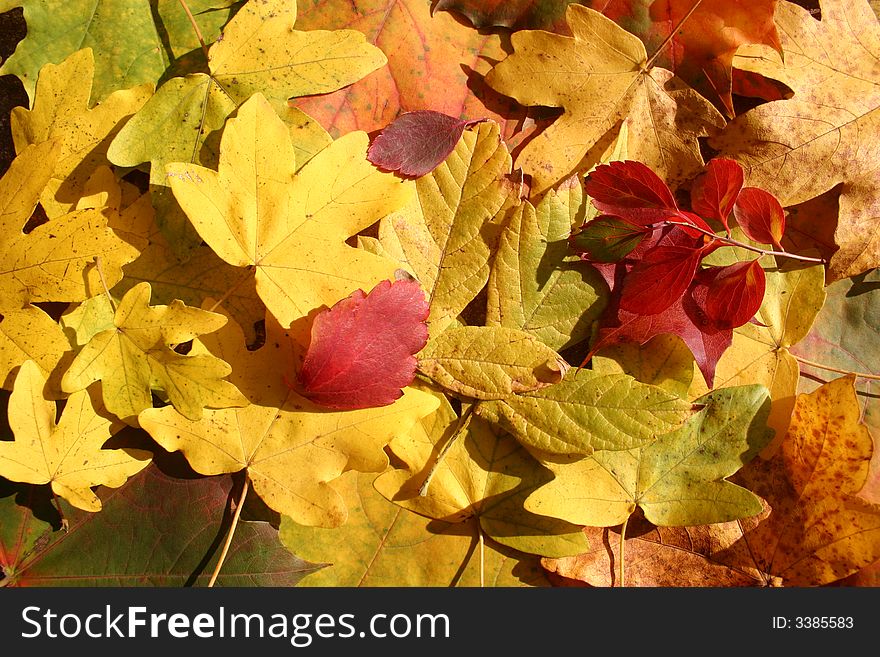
[
  {"left": 569, "top": 215, "right": 650, "bottom": 262},
  {"left": 695, "top": 260, "right": 767, "bottom": 329},
  {"left": 589, "top": 266, "right": 733, "bottom": 388},
  {"left": 690, "top": 158, "right": 744, "bottom": 231},
  {"left": 366, "top": 110, "right": 486, "bottom": 178},
  {"left": 619, "top": 244, "right": 704, "bottom": 315},
  {"left": 297, "top": 278, "right": 430, "bottom": 410},
  {"left": 585, "top": 160, "right": 680, "bottom": 225},
  {"left": 733, "top": 187, "right": 786, "bottom": 248}
]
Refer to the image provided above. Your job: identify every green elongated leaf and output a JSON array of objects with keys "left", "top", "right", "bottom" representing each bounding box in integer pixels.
[
  {"left": 418, "top": 325, "right": 568, "bottom": 400},
  {"left": 0, "top": 465, "right": 321, "bottom": 586},
  {"left": 0, "top": 0, "right": 238, "bottom": 104},
  {"left": 476, "top": 368, "right": 693, "bottom": 455},
  {"left": 280, "top": 471, "right": 550, "bottom": 587},
  {"left": 378, "top": 121, "right": 513, "bottom": 337},
  {"left": 569, "top": 215, "right": 648, "bottom": 262},
  {"left": 525, "top": 385, "right": 774, "bottom": 527},
  {"left": 373, "top": 386, "right": 586, "bottom": 558},
  {"left": 486, "top": 176, "right": 607, "bottom": 352}
]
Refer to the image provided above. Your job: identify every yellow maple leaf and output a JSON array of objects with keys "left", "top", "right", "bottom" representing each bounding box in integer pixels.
[
  {"left": 485, "top": 4, "right": 724, "bottom": 195},
  {"left": 166, "top": 93, "right": 412, "bottom": 328},
  {"left": 138, "top": 308, "right": 439, "bottom": 528},
  {"left": 0, "top": 142, "right": 140, "bottom": 313},
  {"left": 10, "top": 48, "right": 152, "bottom": 218},
  {"left": 717, "top": 0, "right": 880, "bottom": 282},
  {"left": 725, "top": 376, "right": 880, "bottom": 586},
  {"left": 0, "top": 360, "right": 152, "bottom": 512},
  {"left": 61, "top": 282, "right": 247, "bottom": 423}
]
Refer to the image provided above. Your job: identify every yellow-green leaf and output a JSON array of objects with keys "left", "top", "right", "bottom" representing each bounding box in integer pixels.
[
  {"left": 525, "top": 385, "right": 774, "bottom": 527},
  {"left": 486, "top": 175, "right": 607, "bottom": 351},
  {"left": 476, "top": 368, "right": 693, "bottom": 455},
  {"left": 418, "top": 325, "right": 568, "bottom": 400}
]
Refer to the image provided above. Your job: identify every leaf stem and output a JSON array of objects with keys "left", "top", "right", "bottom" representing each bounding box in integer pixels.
[
  {"left": 794, "top": 355, "right": 880, "bottom": 381},
  {"left": 208, "top": 476, "right": 249, "bottom": 587},
  {"left": 618, "top": 515, "right": 629, "bottom": 588},
  {"left": 417, "top": 403, "right": 476, "bottom": 497},
  {"left": 177, "top": 0, "right": 211, "bottom": 64},
  {"left": 644, "top": 0, "right": 704, "bottom": 70},
  {"left": 662, "top": 221, "right": 827, "bottom": 264},
  {"left": 478, "top": 523, "right": 485, "bottom": 588},
  {"left": 93, "top": 256, "right": 117, "bottom": 313},
  {"left": 51, "top": 489, "right": 69, "bottom": 532}
]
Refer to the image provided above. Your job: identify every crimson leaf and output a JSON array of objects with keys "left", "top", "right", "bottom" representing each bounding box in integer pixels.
[
  {"left": 696, "top": 260, "right": 767, "bottom": 330},
  {"left": 619, "top": 245, "right": 704, "bottom": 315},
  {"left": 367, "top": 110, "right": 485, "bottom": 178},
  {"left": 298, "top": 278, "right": 430, "bottom": 410},
  {"left": 733, "top": 187, "right": 786, "bottom": 249},
  {"left": 690, "top": 158, "right": 744, "bottom": 231},
  {"left": 585, "top": 160, "right": 680, "bottom": 224}
]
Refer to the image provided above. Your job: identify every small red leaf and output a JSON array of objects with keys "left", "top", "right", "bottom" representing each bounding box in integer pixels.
[
  {"left": 619, "top": 245, "right": 704, "bottom": 315},
  {"left": 367, "top": 110, "right": 485, "bottom": 178},
  {"left": 298, "top": 279, "right": 430, "bottom": 410},
  {"left": 690, "top": 158, "right": 744, "bottom": 231},
  {"left": 695, "top": 260, "right": 767, "bottom": 329},
  {"left": 585, "top": 160, "right": 680, "bottom": 225},
  {"left": 733, "top": 187, "right": 786, "bottom": 248}
]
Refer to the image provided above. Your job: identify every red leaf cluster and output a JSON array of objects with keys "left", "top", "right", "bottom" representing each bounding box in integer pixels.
[{"left": 571, "top": 159, "right": 787, "bottom": 386}]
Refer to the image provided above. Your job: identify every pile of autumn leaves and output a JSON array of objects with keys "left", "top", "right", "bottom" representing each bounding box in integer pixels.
[{"left": 0, "top": 0, "right": 878, "bottom": 588}]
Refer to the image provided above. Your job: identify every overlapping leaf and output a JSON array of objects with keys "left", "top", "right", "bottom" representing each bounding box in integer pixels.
[
  {"left": 291, "top": 0, "right": 523, "bottom": 140},
  {"left": 476, "top": 367, "right": 693, "bottom": 455},
  {"left": 9, "top": 48, "right": 151, "bottom": 217},
  {"left": 374, "top": 388, "right": 587, "bottom": 558},
  {"left": 377, "top": 120, "right": 512, "bottom": 337},
  {"left": 0, "top": 141, "right": 140, "bottom": 313},
  {"left": 138, "top": 309, "right": 439, "bottom": 528},
  {"left": 0, "top": 0, "right": 238, "bottom": 104},
  {"left": 0, "top": 361, "right": 152, "bottom": 512},
  {"left": 485, "top": 4, "right": 724, "bottom": 195},
  {"left": 486, "top": 175, "right": 608, "bottom": 352},
  {"left": 108, "top": 0, "right": 385, "bottom": 255},
  {"left": 0, "top": 466, "right": 320, "bottom": 586},
  {"left": 524, "top": 385, "right": 773, "bottom": 527},
  {"left": 724, "top": 376, "right": 880, "bottom": 586},
  {"left": 167, "top": 93, "right": 412, "bottom": 328},
  {"left": 281, "top": 471, "right": 551, "bottom": 587},
  {"left": 61, "top": 282, "right": 247, "bottom": 423},
  {"left": 419, "top": 325, "right": 568, "bottom": 401},
  {"left": 715, "top": 0, "right": 880, "bottom": 282}
]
